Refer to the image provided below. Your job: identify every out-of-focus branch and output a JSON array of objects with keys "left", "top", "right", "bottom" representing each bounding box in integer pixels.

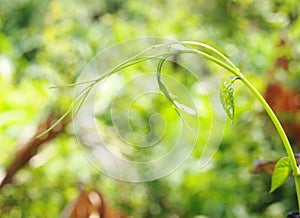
[{"left": 0, "top": 112, "right": 69, "bottom": 189}]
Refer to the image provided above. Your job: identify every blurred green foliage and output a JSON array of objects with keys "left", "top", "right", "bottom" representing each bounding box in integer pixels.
[{"left": 1, "top": 0, "right": 300, "bottom": 217}]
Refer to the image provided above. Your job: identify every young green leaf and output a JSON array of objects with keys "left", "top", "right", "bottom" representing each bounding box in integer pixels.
[
  {"left": 157, "top": 56, "right": 196, "bottom": 116},
  {"left": 270, "top": 156, "right": 292, "bottom": 193},
  {"left": 220, "top": 80, "right": 235, "bottom": 123},
  {"left": 157, "top": 56, "right": 180, "bottom": 115}
]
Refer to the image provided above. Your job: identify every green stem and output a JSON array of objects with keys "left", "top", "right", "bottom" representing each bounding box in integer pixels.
[
  {"left": 240, "top": 76, "right": 300, "bottom": 210},
  {"left": 44, "top": 41, "right": 300, "bottom": 210},
  {"left": 152, "top": 44, "right": 300, "bottom": 210},
  {"left": 183, "top": 46, "right": 300, "bottom": 210}
]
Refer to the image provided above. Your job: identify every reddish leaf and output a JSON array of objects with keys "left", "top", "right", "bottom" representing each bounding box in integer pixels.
[
  {"left": 264, "top": 83, "right": 300, "bottom": 148},
  {"left": 61, "top": 188, "right": 129, "bottom": 218},
  {"left": 61, "top": 189, "right": 105, "bottom": 218}
]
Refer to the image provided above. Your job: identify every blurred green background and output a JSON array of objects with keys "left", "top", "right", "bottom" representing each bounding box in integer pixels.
[{"left": 1, "top": 0, "right": 300, "bottom": 217}]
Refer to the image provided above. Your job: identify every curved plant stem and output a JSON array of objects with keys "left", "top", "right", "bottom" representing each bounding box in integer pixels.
[
  {"left": 150, "top": 43, "right": 300, "bottom": 210},
  {"left": 240, "top": 76, "right": 300, "bottom": 210},
  {"left": 175, "top": 46, "right": 300, "bottom": 210},
  {"left": 41, "top": 41, "right": 300, "bottom": 210}
]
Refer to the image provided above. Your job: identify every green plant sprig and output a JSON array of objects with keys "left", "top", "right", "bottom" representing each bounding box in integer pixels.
[{"left": 39, "top": 41, "right": 300, "bottom": 211}]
